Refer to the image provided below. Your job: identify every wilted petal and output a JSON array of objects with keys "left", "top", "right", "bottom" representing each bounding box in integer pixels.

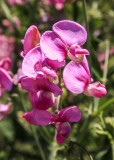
[
  {"left": 23, "top": 109, "right": 52, "bottom": 126},
  {"left": 22, "top": 46, "right": 44, "bottom": 78},
  {"left": 0, "top": 68, "right": 13, "bottom": 91},
  {"left": 58, "top": 106, "right": 81, "bottom": 123},
  {"left": 23, "top": 25, "right": 40, "bottom": 56},
  {"left": 29, "top": 91, "right": 55, "bottom": 110},
  {"left": 84, "top": 82, "right": 107, "bottom": 98},
  {"left": 63, "top": 57, "right": 90, "bottom": 94},
  {"left": 56, "top": 122, "right": 71, "bottom": 144},
  {"left": 40, "top": 31, "right": 67, "bottom": 62},
  {"left": 53, "top": 20, "right": 87, "bottom": 47}
]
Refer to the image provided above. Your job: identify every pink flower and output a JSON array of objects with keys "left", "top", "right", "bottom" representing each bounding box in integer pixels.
[
  {"left": 0, "top": 57, "right": 12, "bottom": 71},
  {"left": 63, "top": 56, "right": 107, "bottom": 98},
  {"left": 22, "top": 46, "right": 57, "bottom": 78},
  {"left": 21, "top": 25, "right": 65, "bottom": 70},
  {"left": 0, "top": 104, "right": 11, "bottom": 120},
  {"left": 8, "top": 0, "right": 23, "bottom": 6},
  {"left": 0, "top": 35, "right": 15, "bottom": 59},
  {"left": 19, "top": 76, "right": 62, "bottom": 110},
  {"left": 23, "top": 106, "right": 81, "bottom": 144},
  {"left": 20, "top": 25, "right": 41, "bottom": 57},
  {"left": 98, "top": 47, "right": 114, "bottom": 71},
  {"left": 45, "top": 0, "right": 64, "bottom": 10},
  {"left": 40, "top": 20, "right": 89, "bottom": 64},
  {"left": 0, "top": 68, "right": 13, "bottom": 98},
  {"left": 2, "top": 19, "right": 14, "bottom": 33},
  {"left": 13, "top": 16, "right": 21, "bottom": 28}
]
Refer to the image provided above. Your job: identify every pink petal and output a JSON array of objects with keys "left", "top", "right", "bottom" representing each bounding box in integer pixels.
[
  {"left": 29, "top": 91, "right": 55, "bottom": 110},
  {"left": 53, "top": 20, "right": 87, "bottom": 47},
  {"left": 20, "top": 77, "right": 63, "bottom": 96},
  {"left": 0, "top": 104, "right": 10, "bottom": 115},
  {"left": 0, "top": 68, "right": 13, "bottom": 91},
  {"left": 56, "top": 122, "right": 71, "bottom": 144},
  {"left": 22, "top": 46, "right": 44, "bottom": 78},
  {"left": 58, "top": 106, "right": 81, "bottom": 123},
  {"left": 42, "top": 66, "right": 57, "bottom": 78},
  {"left": 23, "top": 109, "right": 52, "bottom": 126},
  {"left": 40, "top": 31, "right": 67, "bottom": 62},
  {"left": 46, "top": 58, "right": 65, "bottom": 70},
  {"left": 23, "top": 25, "right": 40, "bottom": 56},
  {"left": 0, "top": 57, "right": 12, "bottom": 71},
  {"left": 55, "top": 0, "right": 64, "bottom": 10},
  {"left": 63, "top": 56, "right": 90, "bottom": 94},
  {"left": 84, "top": 82, "right": 107, "bottom": 98}
]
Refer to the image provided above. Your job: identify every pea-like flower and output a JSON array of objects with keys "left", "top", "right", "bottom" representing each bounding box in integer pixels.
[
  {"left": 19, "top": 76, "right": 63, "bottom": 110},
  {"left": 0, "top": 68, "right": 13, "bottom": 98},
  {"left": 23, "top": 106, "right": 81, "bottom": 144},
  {"left": 20, "top": 25, "right": 41, "bottom": 57},
  {"left": 63, "top": 56, "right": 107, "bottom": 98},
  {"left": 40, "top": 20, "right": 89, "bottom": 63}
]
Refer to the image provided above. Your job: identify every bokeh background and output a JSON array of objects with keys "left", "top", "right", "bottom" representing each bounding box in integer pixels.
[{"left": 0, "top": 0, "right": 114, "bottom": 159}]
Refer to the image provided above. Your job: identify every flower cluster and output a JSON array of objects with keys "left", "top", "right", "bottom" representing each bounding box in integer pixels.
[
  {"left": 0, "top": 34, "right": 13, "bottom": 120},
  {"left": 19, "top": 20, "right": 107, "bottom": 144}
]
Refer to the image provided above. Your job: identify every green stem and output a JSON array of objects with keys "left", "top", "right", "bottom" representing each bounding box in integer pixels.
[
  {"left": 92, "top": 98, "right": 114, "bottom": 116},
  {"left": 30, "top": 126, "right": 46, "bottom": 160},
  {"left": 102, "top": 40, "right": 110, "bottom": 85},
  {"left": 111, "top": 142, "right": 114, "bottom": 160},
  {"left": 18, "top": 86, "right": 46, "bottom": 160},
  {"left": 56, "top": 69, "right": 62, "bottom": 112},
  {"left": 82, "top": 0, "right": 92, "bottom": 70}
]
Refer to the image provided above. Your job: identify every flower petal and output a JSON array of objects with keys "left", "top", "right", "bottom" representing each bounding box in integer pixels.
[
  {"left": 22, "top": 46, "right": 44, "bottom": 78},
  {"left": 56, "top": 122, "right": 71, "bottom": 144},
  {"left": 53, "top": 20, "right": 87, "bottom": 46},
  {"left": 23, "top": 109, "right": 52, "bottom": 126},
  {"left": 20, "top": 77, "right": 63, "bottom": 96},
  {"left": 0, "top": 68, "right": 13, "bottom": 91},
  {"left": 29, "top": 91, "right": 55, "bottom": 110},
  {"left": 40, "top": 31, "right": 67, "bottom": 62},
  {"left": 63, "top": 56, "right": 90, "bottom": 94},
  {"left": 0, "top": 57, "right": 12, "bottom": 71},
  {"left": 58, "top": 106, "right": 81, "bottom": 123},
  {"left": 23, "top": 25, "right": 40, "bottom": 56},
  {"left": 84, "top": 82, "right": 107, "bottom": 98},
  {"left": 46, "top": 58, "right": 65, "bottom": 70}
]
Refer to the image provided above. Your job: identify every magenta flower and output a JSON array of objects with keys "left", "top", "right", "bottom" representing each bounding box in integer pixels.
[
  {"left": 8, "top": 0, "right": 23, "bottom": 6},
  {"left": 63, "top": 56, "right": 107, "bottom": 98},
  {"left": 40, "top": 20, "right": 89, "bottom": 63},
  {"left": 0, "top": 68, "right": 13, "bottom": 98},
  {"left": 23, "top": 106, "right": 81, "bottom": 144},
  {"left": 0, "top": 104, "right": 11, "bottom": 120},
  {"left": 20, "top": 25, "right": 41, "bottom": 57},
  {"left": 0, "top": 35, "right": 15, "bottom": 59},
  {"left": 19, "top": 76, "right": 62, "bottom": 110},
  {"left": 22, "top": 46, "right": 57, "bottom": 78},
  {"left": 45, "top": 0, "right": 64, "bottom": 10},
  {"left": 0, "top": 57, "right": 12, "bottom": 71}
]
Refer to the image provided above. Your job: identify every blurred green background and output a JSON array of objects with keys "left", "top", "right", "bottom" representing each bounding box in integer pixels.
[{"left": 0, "top": 0, "right": 114, "bottom": 159}]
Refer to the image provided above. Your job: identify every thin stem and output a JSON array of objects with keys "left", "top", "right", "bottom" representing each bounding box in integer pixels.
[
  {"left": 111, "top": 142, "right": 114, "bottom": 160},
  {"left": 68, "top": 141, "right": 94, "bottom": 160},
  {"left": 103, "top": 40, "right": 110, "bottom": 85},
  {"left": 82, "top": 0, "right": 92, "bottom": 70},
  {"left": 18, "top": 86, "right": 46, "bottom": 160},
  {"left": 30, "top": 126, "right": 46, "bottom": 160},
  {"left": 56, "top": 69, "right": 62, "bottom": 112}
]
